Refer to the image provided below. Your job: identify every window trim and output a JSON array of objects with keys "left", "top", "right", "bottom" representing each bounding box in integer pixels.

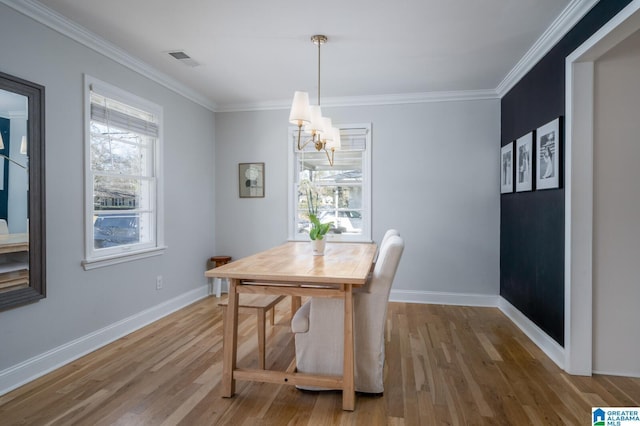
[
  {"left": 287, "top": 122, "right": 372, "bottom": 243},
  {"left": 82, "top": 75, "right": 165, "bottom": 270}
]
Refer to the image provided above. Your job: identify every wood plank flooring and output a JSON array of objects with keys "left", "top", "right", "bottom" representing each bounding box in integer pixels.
[{"left": 1, "top": 297, "right": 639, "bottom": 425}]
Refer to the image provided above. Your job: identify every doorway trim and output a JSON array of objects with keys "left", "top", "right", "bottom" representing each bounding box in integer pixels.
[{"left": 564, "top": 0, "right": 640, "bottom": 375}]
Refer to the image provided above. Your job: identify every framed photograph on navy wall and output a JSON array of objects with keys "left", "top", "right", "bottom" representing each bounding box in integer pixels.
[
  {"left": 500, "top": 142, "right": 513, "bottom": 194},
  {"left": 536, "top": 118, "right": 561, "bottom": 190},
  {"left": 515, "top": 132, "right": 533, "bottom": 192}
]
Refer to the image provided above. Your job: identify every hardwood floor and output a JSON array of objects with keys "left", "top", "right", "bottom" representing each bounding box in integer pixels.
[{"left": 1, "top": 297, "right": 639, "bottom": 425}]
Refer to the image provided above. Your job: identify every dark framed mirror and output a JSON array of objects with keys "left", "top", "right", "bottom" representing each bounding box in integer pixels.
[{"left": 0, "top": 71, "right": 45, "bottom": 311}]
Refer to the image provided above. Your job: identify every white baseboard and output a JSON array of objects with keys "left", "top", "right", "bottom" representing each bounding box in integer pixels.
[
  {"left": 390, "top": 289, "right": 500, "bottom": 307},
  {"left": 0, "top": 286, "right": 209, "bottom": 396},
  {"left": 498, "top": 297, "right": 565, "bottom": 369},
  {"left": 592, "top": 369, "right": 640, "bottom": 379}
]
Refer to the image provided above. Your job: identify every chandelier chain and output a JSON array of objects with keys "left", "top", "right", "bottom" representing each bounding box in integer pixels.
[
  {"left": 311, "top": 35, "right": 327, "bottom": 106},
  {"left": 317, "top": 37, "right": 321, "bottom": 106}
]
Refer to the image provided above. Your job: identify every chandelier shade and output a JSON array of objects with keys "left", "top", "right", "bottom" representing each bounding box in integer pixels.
[
  {"left": 307, "top": 105, "right": 323, "bottom": 135},
  {"left": 0, "top": 133, "right": 27, "bottom": 169},
  {"left": 289, "top": 91, "right": 310, "bottom": 126},
  {"left": 328, "top": 128, "right": 341, "bottom": 150}
]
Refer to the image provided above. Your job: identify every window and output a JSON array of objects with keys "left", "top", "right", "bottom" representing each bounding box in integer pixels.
[
  {"left": 83, "top": 76, "right": 164, "bottom": 269},
  {"left": 288, "top": 123, "right": 371, "bottom": 242}
]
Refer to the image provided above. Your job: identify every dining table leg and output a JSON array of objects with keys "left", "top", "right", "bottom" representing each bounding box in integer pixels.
[
  {"left": 222, "top": 278, "right": 239, "bottom": 397},
  {"left": 342, "top": 283, "right": 355, "bottom": 411}
]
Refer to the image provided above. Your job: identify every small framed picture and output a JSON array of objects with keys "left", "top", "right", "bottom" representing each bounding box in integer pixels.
[
  {"left": 515, "top": 132, "right": 533, "bottom": 192},
  {"left": 536, "top": 118, "right": 561, "bottom": 190},
  {"left": 239, "top": 162, "right": 264, "bottom": 198},
  {"left": 500, "top": 142, "right": 513, "bottom": 194}
]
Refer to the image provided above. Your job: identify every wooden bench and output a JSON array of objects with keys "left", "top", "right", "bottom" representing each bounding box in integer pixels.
[{"left": 218, "top": 294, "right": 285, "bottom": 369}]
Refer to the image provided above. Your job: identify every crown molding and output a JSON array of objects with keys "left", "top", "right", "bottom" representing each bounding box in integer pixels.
[
  {"left": 0, "top": 0, "right": 218, "bottom": 112},
  {"left": 1, "top": 0, "right": 597, "bottom": 112},
  {"left": 7, "top": 111, "right": 27, "bottom": 119},
  {"left": 216, "top": 89, "right": 499, "bottom": 113},
  {"left": 496, "top": 0, "right": 600, "bottom": 97}
]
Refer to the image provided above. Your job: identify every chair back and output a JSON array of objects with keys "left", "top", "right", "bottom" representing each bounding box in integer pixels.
[
  {"left": 372, "top": 229, "right": 399, "bottom": 263},
  {"left": 380, "top": 229, "right": 399, "bottom": 248},
  {"left": 369, "top": 234, "right": 404, "bottom": 296},
  {"left": 0, "top": 219, "right": 8, "bottom": 234}
]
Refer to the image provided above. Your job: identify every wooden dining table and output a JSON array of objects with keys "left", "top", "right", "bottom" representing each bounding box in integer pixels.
[
  {"left": 205, "top": 241, "right": 377, "bottom": 411},
  {"left": 0, "top": 233, "right": 29, "bottom": 291}
]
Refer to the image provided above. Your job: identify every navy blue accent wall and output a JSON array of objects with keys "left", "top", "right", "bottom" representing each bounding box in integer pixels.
[
  {"left": 0, "top": 117, "right": 9, "bottom": 221},
  {"left": 500, "top": 0, "right": 633, "bottom": 346}
]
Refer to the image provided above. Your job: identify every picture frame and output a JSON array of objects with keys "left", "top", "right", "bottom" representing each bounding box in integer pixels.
[
  {"left": 239, "top": 162, "right": 265, "bottom": 198},
  {"left": 515, "top": 132, "right": 533, "bottom": 192},
  {"left": 500, "top": 142, "right": 513, "bottom": 194},
  {"left": 536, "top": 118, "right": 561, "bottom": 190}
]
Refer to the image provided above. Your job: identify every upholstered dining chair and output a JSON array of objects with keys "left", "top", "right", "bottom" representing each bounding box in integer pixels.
[
  {"left": 375, "top": 228, "right": 399, "bottom": 263},
  {"left": 291, "top": 234, "right": 404, "bottom": 393},
  {"left": 380, "top": 228, "right": 399, "bottom": 248}
]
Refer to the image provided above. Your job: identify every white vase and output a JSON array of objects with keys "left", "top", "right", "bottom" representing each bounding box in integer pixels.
[{"left": 311, "top": 238, "right": 326, "bottom": 256}]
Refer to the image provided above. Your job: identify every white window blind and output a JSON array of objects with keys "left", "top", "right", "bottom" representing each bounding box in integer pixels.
[{"left": 90, "top": 92, "right": 159, "bottom": 138}]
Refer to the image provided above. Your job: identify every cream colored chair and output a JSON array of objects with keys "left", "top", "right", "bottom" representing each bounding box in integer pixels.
[
  {"left": 380, "top": 228, "right": 399, "bottom": 246},
  {"left": 291, "top": 233, "right": 404, "bottom": 393},
  {"left": 376, "top": 228, "right": 399, "bottom": 262},
  {"left": 0, "top": 219, "right": 8, "bottom": 234}
]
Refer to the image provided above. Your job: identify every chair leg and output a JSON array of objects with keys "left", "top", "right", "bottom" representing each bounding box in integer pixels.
[
  {"left": 257, "top": 308, "right": 266, "bottom": 369},
  {"left": 291, "top": 296, "right": 301, "bottom": 318},
  {"left": 214, "top": 278, "right": 222, "bottom": 298}
]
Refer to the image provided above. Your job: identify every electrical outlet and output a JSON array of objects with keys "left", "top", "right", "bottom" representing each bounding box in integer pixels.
[{"left": 156, "top": 275, "right": 163, "bottom": 290}]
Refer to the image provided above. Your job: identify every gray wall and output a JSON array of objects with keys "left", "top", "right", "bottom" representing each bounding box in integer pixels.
[
  {"left": 593, "top": 29, "right": 640, "bottom": 376},
  {"left": 215, "top": 100, "right": 501, "bottom": 296},
  {"left": 0, "top": 4, "right": 215, "bottom": 371}
]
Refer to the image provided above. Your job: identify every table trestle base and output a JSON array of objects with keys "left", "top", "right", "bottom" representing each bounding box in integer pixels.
[{"left": 232, "top": 368, "right": 343, "bottom": 389}]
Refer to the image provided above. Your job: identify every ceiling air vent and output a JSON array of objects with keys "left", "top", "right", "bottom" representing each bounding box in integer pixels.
[{"left": 167, "top": 51, "right": 200, "bottom": 67}]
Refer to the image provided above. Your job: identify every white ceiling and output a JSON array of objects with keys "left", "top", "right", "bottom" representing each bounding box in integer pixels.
[
  {"left": 34, "top": 0, "right": 576, "bottom": 110},
  {"left": 0, "top": 89, "right": 27, "bottom": 118}
]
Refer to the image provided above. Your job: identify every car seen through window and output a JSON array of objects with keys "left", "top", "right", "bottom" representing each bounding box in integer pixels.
[{"left": 93, "top": 214, "right": 140, "bottom": 249}]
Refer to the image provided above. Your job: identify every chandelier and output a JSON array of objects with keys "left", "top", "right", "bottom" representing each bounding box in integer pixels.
[
  {"left": 0, "top": 133, "right": 27, "bottom": 169},
  {"left": 288, "top": 35, "right": 340, "bottom": 167}
]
